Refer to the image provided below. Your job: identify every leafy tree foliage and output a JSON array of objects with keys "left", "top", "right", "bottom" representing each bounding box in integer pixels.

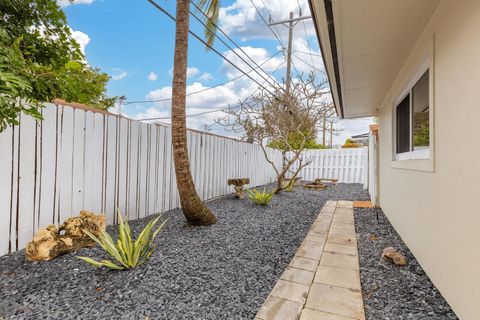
[
  {"left": 0, "top": 0, "right": 115, "bottom": 132},
  {"left": 268, "top": 131, "right": 327, "bottom": 150}
]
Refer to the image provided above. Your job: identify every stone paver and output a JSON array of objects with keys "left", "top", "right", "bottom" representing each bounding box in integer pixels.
[
  {"left": 305, "top": 283, "right": 364, "bottom": 319},
  {"left": 319, "top": 252, "right": 360, "bottom": 270},
  {"left": 300, "top": 308, "right": 358, "bottom": 320},
  {"left": 256, "top": 295, "right": 303, "bottom": 320},
  {"left": 324, "top": 242, "right": 357, "bottom": 256},
  {"left": 281, "top": 267, "right": 315, "bottom": 286},
  {"left": 314, "top": 265, "right": 361, "bottom": 291},
  {"left": 269, "top": 279, "right": 310, "bottom": 304},
  {"left": 289, "top": 256, "right": 318, "bottom": 272},
  {"left": 296, "top": 242, "right": 324, "bottom": 260},
  {"left": 255, "top": 200, "right": 365, "bottom": 320}
]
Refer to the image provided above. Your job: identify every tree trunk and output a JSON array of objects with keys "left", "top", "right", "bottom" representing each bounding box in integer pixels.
[{"left": 171, "top": 0, "right": 217, "bottom": 225}]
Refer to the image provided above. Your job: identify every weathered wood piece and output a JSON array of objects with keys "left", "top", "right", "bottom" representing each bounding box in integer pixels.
[
  {"left": 227, "top": 178, "right": 250, "bottom": 199},
  {"left": 303, "top": 182, "right": 327, "bottom": 190},
  {"left": 25, "top": 211, "right": 106, "bottom": 261},
  {"left": 314, "top": 178, "right": 338, "bottom": 185}
]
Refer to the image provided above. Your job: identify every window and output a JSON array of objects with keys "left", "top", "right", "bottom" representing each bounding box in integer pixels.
[{"left": 394, "top": 70, "right": 430, "bottom": 160}]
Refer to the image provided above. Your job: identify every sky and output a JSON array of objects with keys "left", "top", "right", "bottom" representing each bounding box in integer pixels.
[{"left": 61, "top": 0, "right": 373, "bottom": 145}]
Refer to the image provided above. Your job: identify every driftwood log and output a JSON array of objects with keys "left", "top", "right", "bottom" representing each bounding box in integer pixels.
[
  {"left": 314, "top": 178, "right": 338, "bottom": 185},
  {"left": 25, "top": 211, "right": 106, "bottom": 261}
]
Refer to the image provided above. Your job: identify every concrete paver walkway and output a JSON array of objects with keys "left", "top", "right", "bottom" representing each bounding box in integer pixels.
[{"left": 255, "top": 200, "right": 365, "bottom": 320}]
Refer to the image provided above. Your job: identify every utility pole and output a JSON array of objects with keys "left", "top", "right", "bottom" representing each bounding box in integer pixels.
[
  {"left": 118, "top": 95, "right": 126, "bottom": 115},
  {"left": 330, "top": 121, "right": 333, "bottom": 148},
  {"left": 322, "top": 116, "right": 326, "bottom": 146},
  {"left": 268, "top": 12, "right": 311, "bottom": 98}
]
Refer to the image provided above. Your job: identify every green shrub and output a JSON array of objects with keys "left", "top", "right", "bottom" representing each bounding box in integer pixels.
[
  {"left": 247, "top": 188, "right": 274, "bottom": 205},
  {"left": 77, "top": 212, "right": 167, "bottom": 270}
]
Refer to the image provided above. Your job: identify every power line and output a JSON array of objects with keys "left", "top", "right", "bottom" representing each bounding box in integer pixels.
[
  {"left": 146, "top": 0, "right": 275, "bottom": 96},
  {"left": 293, "top": 53, "right": 325, "bottom": 73},
  {"left": 249, "top": 0, "right": 287, "bottom": 52},
  {"left": 293, "top": 50, "right": 322, "bottom": 57},
  {"left": 189, "top": 4, "right": 280, "bottom": 89},
  {"left": 191, "top": 1, "right": 281, "bottom": 89},
  {"left": 137, "top": 58, "right": 287, "bottom": 121},
  {"left": 296, "top": 0, "right": 316, "bottom": 67},
  {"left": 125, "top": 50, "right": 283, "bottom": 105},
  {"left": 137, "top": 103, "right": 243, "bottom": 121}
]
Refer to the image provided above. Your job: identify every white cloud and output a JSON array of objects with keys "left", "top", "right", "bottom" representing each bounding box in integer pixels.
[
  {"left": 221, "top": 46, "right": 285, "bottom": 80},
  {"left": 148, "top": 71, "right": 158, "bottom": 81},
  {"left": 70, "top": 30, "right": 90, "bottom": 56},
  {"left": 199, "top": 72, "right": 213, "bottom": 82},
  {"left": 187, "top": 67, "right": 200, "bottom": 78},
  {"left": 219, "top": 0, "right": 316, "bottom": 41},
  {"left": 168, "top": 67, "right": 200, "bottom": 79},
  {"left": 110, "top": 68, "right": 127, "bottom": 81},
  {"left": 57, "top": 0, "right": 95, "bottom": 6}
]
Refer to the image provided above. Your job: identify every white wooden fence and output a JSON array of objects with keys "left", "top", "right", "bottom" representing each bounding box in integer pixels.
[
  {"left": 0, "top": 103, "right": 282, "bottom": 255},
  {"left": 290, "top": 147, "right": 368, "bottom": 187}
]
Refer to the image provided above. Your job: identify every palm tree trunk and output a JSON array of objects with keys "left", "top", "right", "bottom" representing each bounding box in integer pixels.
[{"left": 171, "top": 0, "right": 217, "bottom": 225}]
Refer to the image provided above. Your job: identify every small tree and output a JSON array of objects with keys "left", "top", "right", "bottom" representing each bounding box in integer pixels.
[
  {"left": 0, "top": 0, "right": 116, "bottom": 132},
  {"left": 217, "top": 73, "right": 331, "bottom": 193}
]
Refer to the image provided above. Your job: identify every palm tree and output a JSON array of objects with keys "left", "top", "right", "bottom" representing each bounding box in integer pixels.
[{"left": 171, "top": 0, "right": 219, "bottom": 225}]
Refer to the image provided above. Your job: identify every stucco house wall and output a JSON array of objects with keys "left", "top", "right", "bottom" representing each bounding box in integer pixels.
[{"left": 377, "top": 1, "right": 480, "bottom": 319}]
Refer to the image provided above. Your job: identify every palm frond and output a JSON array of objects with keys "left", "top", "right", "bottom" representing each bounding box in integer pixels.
[{"left": 196, "top": 0, "right": 220, "bottom": 47}]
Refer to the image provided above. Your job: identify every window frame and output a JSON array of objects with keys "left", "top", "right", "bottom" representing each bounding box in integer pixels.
[{"left": 392, "top": 60, "right": 431, "bottom": 162}]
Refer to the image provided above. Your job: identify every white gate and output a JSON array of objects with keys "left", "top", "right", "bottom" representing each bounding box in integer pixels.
[{"left": 290, "top": 147, "right": 368, "bottom": 187}]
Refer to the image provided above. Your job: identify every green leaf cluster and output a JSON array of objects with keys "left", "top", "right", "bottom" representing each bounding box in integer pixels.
[
  {"left": 413, "top": 112, "right": 429, "bottom": 146},
  {"left": 246, "top": 188, "right": 274, "bottom": 206},
  {"left": 0, "top": 0, "right": 116, "bottom": 132},
  {"left": 267, "top": 131, "right": 327, "bottom": 151},
  {"left": 77, "top": 212, "right": 167, "bottom": 270}
]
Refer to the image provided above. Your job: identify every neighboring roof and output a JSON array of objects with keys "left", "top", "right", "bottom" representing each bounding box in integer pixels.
[
  {"left": 351, "top": 133, "right": 369, "bottom": 139},
  {"left": 308, "top": 0, "right": 440, "bottom": 119}
]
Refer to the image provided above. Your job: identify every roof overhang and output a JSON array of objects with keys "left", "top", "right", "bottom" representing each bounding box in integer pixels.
[{"left": 308, "top": 0, "right": 440, "bottom": 119}]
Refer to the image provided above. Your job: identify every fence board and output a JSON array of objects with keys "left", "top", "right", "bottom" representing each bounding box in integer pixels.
[
  {"left": 291, "top": 148, "right": 368, "bottom": 186},
  {"left": 38, "top": 105, "right": 57, "bottom": 229},
  {"left": 0, "top": 127, "right": 13, "bottom": 254},
  {"left": 0, "top": 103, "right": 288, "bottom": 255}
]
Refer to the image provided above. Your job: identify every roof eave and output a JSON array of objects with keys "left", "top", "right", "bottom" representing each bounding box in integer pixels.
[{"left": 308, "top": 0, "right": 344, "bottom": 118}]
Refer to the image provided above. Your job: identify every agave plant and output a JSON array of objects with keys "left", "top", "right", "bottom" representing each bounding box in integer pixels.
[
  {"left": 77, "top": 211, "right": 167, "bottom": 270},
  {"left": 246, "top": 188, "right": 274, "bottom": 206}
]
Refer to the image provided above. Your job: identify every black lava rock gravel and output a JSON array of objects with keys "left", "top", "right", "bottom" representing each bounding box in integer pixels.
[
  {"left": 0, "top": 183, "right": 367, "bottom": 320},
  {"left": 355, "top": 207, "right": 458, "bottom": 320}
]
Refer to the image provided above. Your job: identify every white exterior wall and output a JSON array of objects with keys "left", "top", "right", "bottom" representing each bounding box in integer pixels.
[
  {"left": 0, "top": 103, "right": 282, "bottom": 256},
  {"left": 367, "top": 131, "right": 378, "bottom": 206},
  {"left": 377, "top": 1, "right": 480, "bottom": 319}
]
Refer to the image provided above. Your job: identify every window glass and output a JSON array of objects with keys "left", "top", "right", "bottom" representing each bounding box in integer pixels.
[
  {"left": 412, "top": 71, "right": 429, "bottom": 150},
  {"left": 396, "top": 94, "right": 410, "bottom": 154}
]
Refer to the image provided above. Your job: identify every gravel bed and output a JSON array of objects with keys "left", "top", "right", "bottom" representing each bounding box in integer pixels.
[
  {"left": 355, "top": 207, "right": 458, "bottom": 320},
  {"left": 0, "top": 183, "right": 367, "bottom": 320}
]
